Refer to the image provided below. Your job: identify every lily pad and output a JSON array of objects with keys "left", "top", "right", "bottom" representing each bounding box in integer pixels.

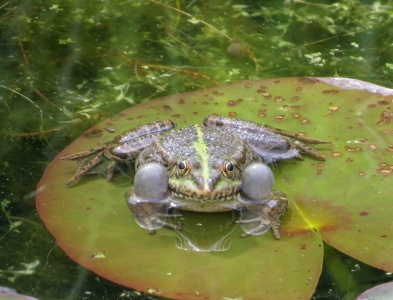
[
  {"left": 36, "top": 77, "right": 393, "bottom": 299},
  {"left": 357, "top": 282, "right": 393, "bottom": 300},
  {"left": 0, "top": 287, "right": 39, "bottom": 300}
]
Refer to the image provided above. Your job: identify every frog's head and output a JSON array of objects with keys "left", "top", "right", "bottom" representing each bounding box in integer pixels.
[
  {"left": 167, "top": 157, "right": 243, "bottom": 204},
  {"left": 129, "top": 124, "right": 274, "bottom": 212},
  {"left": 129, "top": 158, "right": 274, "bottom": 213},
  {"left": 164, "top": 125, "right": 248, "bottom": 210}
]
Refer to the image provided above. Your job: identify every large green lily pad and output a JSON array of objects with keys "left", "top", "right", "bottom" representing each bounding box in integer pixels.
[{"left": 36, "top": 78, "right": 393, "bottom": 299}]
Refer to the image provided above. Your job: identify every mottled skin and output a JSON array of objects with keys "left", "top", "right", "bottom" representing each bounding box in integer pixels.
[
  {"left": 62, "top": 115, "right": 329, "bottom": 238},
  {"left": 134, "top": 125, "right": 258, "bottom": 207}
]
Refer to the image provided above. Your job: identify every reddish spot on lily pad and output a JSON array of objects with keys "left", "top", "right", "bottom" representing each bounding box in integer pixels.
[
  {"left": 85, "top": 129, "right": 102, "bottom": 138},
  {"left": 227, "top": 100, "right": 237, "bottom": 106},
  {"left": 212, "top": 90, "right": 224, "bottom": 96},
  {"left": 274, "top": 96, "right": 284, "bottom": 102}
]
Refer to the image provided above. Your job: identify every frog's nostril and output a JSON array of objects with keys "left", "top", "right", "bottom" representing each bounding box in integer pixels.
[
  {"left": 194, "top": 176, "right": 216, "bottom": 192},
  {"left": 206, "top": 178, "right": 216, "bottom": 191},
  {"left": 201, "top": 181, "right": 213, "bottom": 192}
]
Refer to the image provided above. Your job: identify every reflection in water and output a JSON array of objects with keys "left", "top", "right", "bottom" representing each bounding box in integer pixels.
[
  {"left": 169, "top": 210, "right": 238, "bottom": 252},
  {"left": 175, "top": 229, "right": 234, "bottom": 252}
]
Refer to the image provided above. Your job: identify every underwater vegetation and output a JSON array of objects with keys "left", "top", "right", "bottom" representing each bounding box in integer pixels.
[{"left": 1, "top": 1, "right": 393, "bottom": 299}]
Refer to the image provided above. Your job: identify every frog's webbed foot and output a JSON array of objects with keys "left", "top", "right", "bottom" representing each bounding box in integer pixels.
[
  {"left": 264, "top": 125, "right": 330, "bottom": 161},
  {"left": 127, "top": 163, "right": 181, "bottom": 234},
  {"left": 237, "top": 191, "right": 288, "bottom": 239},
  {"left": 60, "top": 148, "right": 107, "bottom": 185}
]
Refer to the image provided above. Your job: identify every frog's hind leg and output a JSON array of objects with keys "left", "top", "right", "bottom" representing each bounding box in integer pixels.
[
  {"left": 237, "top": 192, "right": 288, "bottom": 239},
  {"left": 61, "top": 120, "right": 176, "bottom": 185},
  {"left": 66, "top": 155, "right": 104, "bottom": 185},
  {"left": 204, "top": 115, "right": 304, "bottom": 163},
  {"left": 60, "top": 145, "right": 106, "bottom": 160},
  {"left": 264, "top": 125, "right": 330, "bottom": 161},
  {"left": 204, "top": 115, "right": 329, "bottom": 162}
]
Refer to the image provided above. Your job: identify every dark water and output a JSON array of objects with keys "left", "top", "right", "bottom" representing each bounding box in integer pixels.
[{"left": 1, "top": 1, "right": 393, "bottom": 299}]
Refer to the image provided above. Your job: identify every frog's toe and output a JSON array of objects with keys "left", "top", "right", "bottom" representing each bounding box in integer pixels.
[
  {"left": 237, "top": 217, "right": 272, "bottom": 237},
  {"left": 236, "top": 206, "right": 273, "bottom": 237},
  {"left": 237, "top": 201, "right": 284, "bottom": 239}
]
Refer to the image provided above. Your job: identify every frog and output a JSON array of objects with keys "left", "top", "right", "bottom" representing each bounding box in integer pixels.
[{"left": 61, "top": 115, "right": 329, "bottom": 239}]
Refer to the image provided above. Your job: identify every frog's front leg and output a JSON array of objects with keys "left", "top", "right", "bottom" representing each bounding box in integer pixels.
[
  {"left": 236, "top": 163, "right": 288, "bottom": 239},
  {"left": 128, "top": 202, "right": 181, "bottom": 234},
  {"left": 237, "top": 192, "right": 288, "bottom": 239},
  {"left": 126, "top": 163, "right": 181, "bottom": 234}
]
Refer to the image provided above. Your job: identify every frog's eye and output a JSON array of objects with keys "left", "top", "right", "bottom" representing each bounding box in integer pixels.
[
  {"left": 177, "top": 160, "right": 190, "bottom": 176},
  {"left": 178, "top": 161, "right": 186, "bottom": 170},
  {"left": 226, "top": 162, "right": 234, "bottom": 172},
  {"left": 223, "top": 162, "right": 235, "bottom": 178}
]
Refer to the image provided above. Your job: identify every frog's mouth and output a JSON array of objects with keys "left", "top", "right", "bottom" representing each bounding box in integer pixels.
[
  {"left": 167, "top": 171, "right": 243, "bottom": 212},
  {"left": 169, "top": 181, "right": 242, "bottom": 203}
]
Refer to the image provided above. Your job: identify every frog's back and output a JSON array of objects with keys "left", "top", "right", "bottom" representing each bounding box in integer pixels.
[{"left": 155, "top": 125, "right": 259, "bottom": 167}]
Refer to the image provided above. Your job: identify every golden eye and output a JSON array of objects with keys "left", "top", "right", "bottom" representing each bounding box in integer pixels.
[
  {"left": 178, "top": 161, "right": 186, "bottom": 170},
  {"left": 226, "top": 162, "right": 234, "bottom": 172},
  {"left": 223, "top": 162, "right": 235, "bottom": 178},
  {"left": 177, "top": 160, "right": 189, "bottom": 176}
]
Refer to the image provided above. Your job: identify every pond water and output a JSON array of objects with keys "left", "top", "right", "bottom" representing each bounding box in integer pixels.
[{"left": 1, "top": 1, "right": 393, "bottom": 299}]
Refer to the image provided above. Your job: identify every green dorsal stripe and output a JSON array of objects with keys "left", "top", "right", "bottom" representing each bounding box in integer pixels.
[{"left": 194, "top": 126, "right": 209, "bottom": 190}]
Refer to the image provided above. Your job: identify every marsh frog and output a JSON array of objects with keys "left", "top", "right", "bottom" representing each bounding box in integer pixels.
[{"left": 61, "top": 115, "right": 328, "bottom": 239}]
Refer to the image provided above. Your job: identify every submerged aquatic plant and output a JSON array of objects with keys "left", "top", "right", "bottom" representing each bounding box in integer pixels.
[{"left": 2, "top": 0, "right": 393, "bottom": 299}]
